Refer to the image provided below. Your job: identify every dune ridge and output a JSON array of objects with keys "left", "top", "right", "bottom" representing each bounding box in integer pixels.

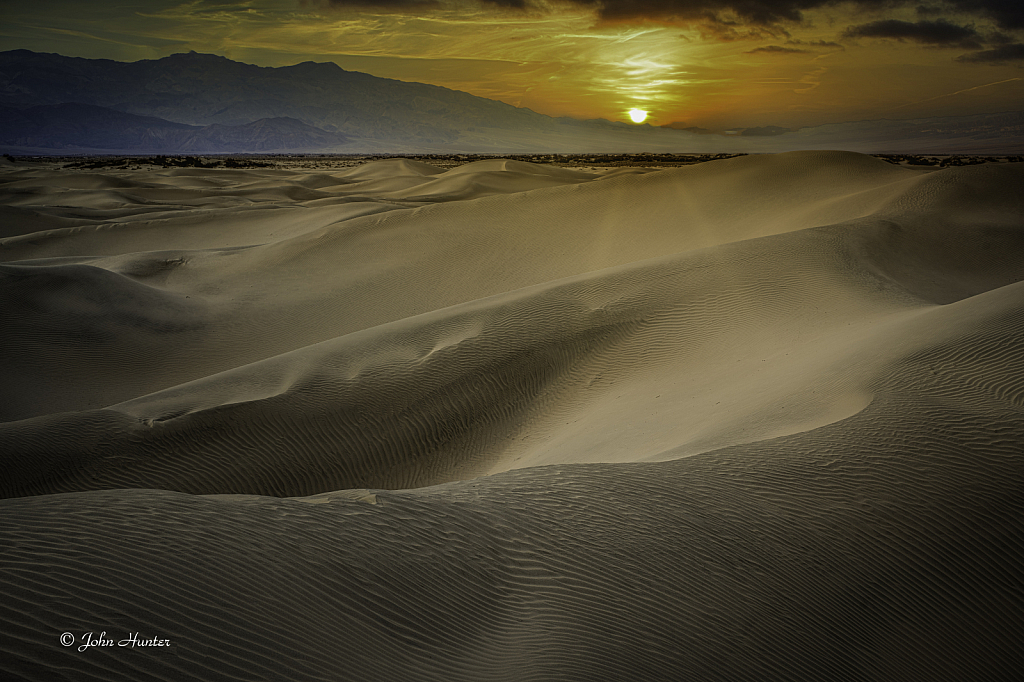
[{"left": 1, "top": 151, "right": 1023, "bottom": 680}]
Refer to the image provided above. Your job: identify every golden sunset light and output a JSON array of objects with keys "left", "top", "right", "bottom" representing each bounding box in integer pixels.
[{"left": 629, "top": 108, "right": 649, "bottom": 123}]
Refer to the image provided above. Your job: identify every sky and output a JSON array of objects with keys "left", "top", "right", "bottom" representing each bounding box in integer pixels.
[{"left": 1, "top": 0, "right": 1022, "bottom": 130}]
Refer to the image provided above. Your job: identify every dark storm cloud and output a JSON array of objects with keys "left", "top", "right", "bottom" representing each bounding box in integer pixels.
[
  {"left": 956, "top": 42, "right": 1024, "bottom": 61},
  {"left": 745, "top": 45, "right": 808, "bottom": 53},
  {"left": 842, "top": 19, "right": 984, "bottom": 48}
]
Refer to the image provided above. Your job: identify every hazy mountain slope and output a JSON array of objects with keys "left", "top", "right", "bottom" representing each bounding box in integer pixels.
[
  {"left": 0, "top": 103, "right": 199, "bottom": 150},
  {"left": 0, "top": 50, "right": 578, "bottom": 144},
  {"left": 0, "top": 102, "right": 350, "bottom": 152}
]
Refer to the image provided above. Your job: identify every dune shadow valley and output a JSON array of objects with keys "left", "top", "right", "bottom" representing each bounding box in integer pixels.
[{"left": 2, "top": 150, "right": 1024, "bottom": 681}]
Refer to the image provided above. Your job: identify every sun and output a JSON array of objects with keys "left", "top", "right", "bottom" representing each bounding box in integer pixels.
[{"left": 628, "top": 109, "right": 648, "bottom": 123}]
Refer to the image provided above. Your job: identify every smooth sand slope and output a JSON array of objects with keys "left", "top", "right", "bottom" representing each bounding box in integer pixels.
[{"left": 1, "top": 152, "right": 1023, "bottom": 680}]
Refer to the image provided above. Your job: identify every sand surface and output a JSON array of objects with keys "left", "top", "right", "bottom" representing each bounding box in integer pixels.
[{"left": 2, "top": 151, "right": 1023, "bottom": 680}]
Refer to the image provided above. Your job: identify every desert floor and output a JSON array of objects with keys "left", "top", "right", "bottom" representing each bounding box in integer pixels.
[{"left": 2, "top": 151, "right": 1023, "bottom": 680}]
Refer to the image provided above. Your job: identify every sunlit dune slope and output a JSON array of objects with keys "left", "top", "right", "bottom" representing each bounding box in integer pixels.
[{"left": 2, "top": 152, "right": 1019, "bottom": 423}]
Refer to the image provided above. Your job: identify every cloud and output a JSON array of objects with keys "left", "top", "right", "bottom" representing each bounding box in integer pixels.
[
  {"left": 480, "top": 0, "right": 1013, "bottom": 32},
  {"left": 788, "top": 39, "right": 844, "bottom": 48},
  {"left": 316, "top": 0, "right": 1024, "bottom": 37},
  {"left": 591, "top": 0, "right": 808, "bottom": 25},
  {"left": 604, "top": 0, "right": 1024, "bottom": 31},
  {"left": 956, "top": 42, "right": 1024, "bottom": 62},
  {"left": 318, "top": 0, "right": 1024, "bottom": 39},
  {"left": 986, "top": 31, "right": 1018, "bottom": 45},
  {"left": 794, "top": 65, "right": 826, "bottom": 92},
  {"left": 323, "top": 0, "right": 442, "bottom": 9},
  {"left": 948, "top": 0, "right": 1024, "bottom": 31},
  {"left": 842, "top": 19, "right": 984, "bottom": 49},
  {"left": 739, "top": 124, "right": 792, "bottom": 135},
  {"left": 480, "top": 0, "right": 530, "bottom": 7},
  {"left": 310, "top": 0, "right": 844, "bottom": 28},
  {"left": 746, "top": 45, "right": 808, "bottom": 53},
  {"left": 744, "top": 38, "right": 844, "bottom": 53}
]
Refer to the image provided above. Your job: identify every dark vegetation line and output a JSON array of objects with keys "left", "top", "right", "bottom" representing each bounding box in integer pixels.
[{"left": 4, "top": 152, "right": 1023, "bottom": 171}]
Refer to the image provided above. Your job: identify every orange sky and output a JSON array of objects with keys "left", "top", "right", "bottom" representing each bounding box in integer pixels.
[{"left": 2, "top": 0, "right": 1022, "bottom": 130}]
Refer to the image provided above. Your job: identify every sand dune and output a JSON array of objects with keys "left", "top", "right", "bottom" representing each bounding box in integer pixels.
[{"left": 1, "top": 152, "right": 1023, "bottom": 680}]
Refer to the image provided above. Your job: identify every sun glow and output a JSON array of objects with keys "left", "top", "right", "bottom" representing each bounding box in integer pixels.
[{"left": 628, "top": 108, "right": 648, "bottom": 123}]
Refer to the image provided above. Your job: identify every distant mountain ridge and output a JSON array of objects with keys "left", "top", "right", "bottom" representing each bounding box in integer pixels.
[
  {"left": 1, "top": 49, "right": 1022, "bottom": 154},
  {"left": 0, "top": 102, "right": 349, "bottom": 152},
  {"left": 0, "top": 49, "right": 601, "bottom": 151}
]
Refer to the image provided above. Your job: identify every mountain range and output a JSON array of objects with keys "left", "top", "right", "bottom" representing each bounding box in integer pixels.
[
  {"left": 1, "top": 49, "right": 1022, "bottom": 154},
  {"left": 0, "top": 102, "right": 349, "bottom": 152}
]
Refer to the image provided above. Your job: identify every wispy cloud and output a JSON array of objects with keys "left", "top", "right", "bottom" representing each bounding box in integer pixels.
[
  {"left": 956, "top": 43, "right": 1024, "bottom": 62},
  {"left": 794, "top": 66, "right": 826, "bottom": 93},
  {"left": 745, "top": 45, "right": 808, "bottom": 54}
]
